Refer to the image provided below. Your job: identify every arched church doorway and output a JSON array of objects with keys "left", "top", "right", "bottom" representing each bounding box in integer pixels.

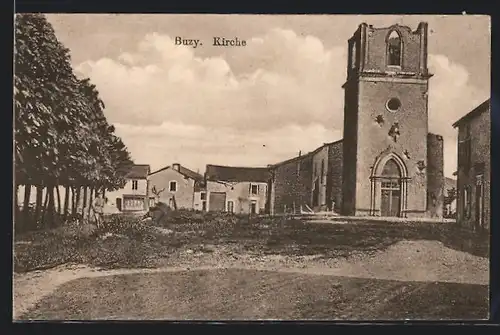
[
  {"left": 369, "top": 153, "right": 408, "bottom": 218},
  {"left": 380, "top": 159, "right": 401, "bottom": 217}
]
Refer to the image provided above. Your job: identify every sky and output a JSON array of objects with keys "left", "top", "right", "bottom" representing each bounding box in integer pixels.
[{"left": 46, "top": 14, "right": 490, "bottom": 178}]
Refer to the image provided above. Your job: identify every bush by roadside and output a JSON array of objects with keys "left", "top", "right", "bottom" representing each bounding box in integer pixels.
[{"left": 14, "top": 214, "right": 156, "bottom": 272}]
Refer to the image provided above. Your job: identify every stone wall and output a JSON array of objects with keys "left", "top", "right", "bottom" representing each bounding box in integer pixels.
[{"left": 427, "top": 133, "right": 444, "bottom": 218}]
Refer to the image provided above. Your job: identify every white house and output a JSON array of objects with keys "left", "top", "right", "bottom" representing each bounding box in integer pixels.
[{"left": 106, "top": 164, "right": 150, "bottom": 213}]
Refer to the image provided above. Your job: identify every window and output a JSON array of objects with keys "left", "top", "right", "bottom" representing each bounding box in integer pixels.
[
  {"left": 200, "top": 192, "right": 206, "bottom": 200},
  {"left": 250, "top": 184, "right": 258, "bottom": 195},
  {"left": 387, "top": 30, "right": 402, "bottom": 67},
  {"left": 123, "top": 196, "right": 144, "bottom": 211},
  {"left": 227, "top": 201, "right": 234, "bottom": 213},
  {"left": 131, "top": 180, "right": 138, "bottom": 190},
  {"left": 475, "top": 162, "right": 485, "bottom": 174},
  {"left": 465, "top": 123, "right": 471, "bottom": 138},
  {"left": 458, "top": 126, "right": 472, "bottom": 173},
  {"left": 463, "top": 186, "right": 472, "bottom": 219},
  {"left": 381, "top": 180, "right": 400, "bottom": 189},
  {"left": 169, "top": 181, "right": 177, "bottom": 192},
  {"left": 321, "top": 159, "right": 326, "bottom": 184},
  {"left": 149, "top": 197, "right": 156, "bottom": 208}
]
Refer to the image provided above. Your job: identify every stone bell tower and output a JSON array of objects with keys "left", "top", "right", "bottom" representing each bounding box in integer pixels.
[{"left": 341, "top": 22, "right": 435, "bottom": 218}]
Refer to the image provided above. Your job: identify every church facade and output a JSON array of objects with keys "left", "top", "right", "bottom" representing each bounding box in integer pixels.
[{"left": 268, "top": 22, "right": 445, "bottom": 218}]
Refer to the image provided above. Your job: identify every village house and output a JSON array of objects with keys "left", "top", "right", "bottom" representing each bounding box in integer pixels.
[
  {"left": 268, "top": 22, "right": 445, "bottom": 218},
  {"left": 205, "top": 165, "right": 270, "bottom": 214},
  {"left": 148, "top": 163, "right": 204, "bottom": 210},
  {"left": 106, "top": 164, "right": 150, "bottom": 212},
  {"left": 268, "top": 140, "right": 343, "bottom": 215},
  {"left": 453, "top": 99, "right": 490, "bottom": 232}
]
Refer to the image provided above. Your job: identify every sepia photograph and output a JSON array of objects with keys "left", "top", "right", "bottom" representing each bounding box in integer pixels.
[{"left": 13, "top": 13, "right": 491, "bottom": 321}]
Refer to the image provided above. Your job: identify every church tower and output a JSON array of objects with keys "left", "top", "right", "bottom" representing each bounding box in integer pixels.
[{"left": 341, "top": 22, "right": 434, "bottom": 218}]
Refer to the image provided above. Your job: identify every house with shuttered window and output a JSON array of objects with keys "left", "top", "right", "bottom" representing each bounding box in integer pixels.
[
  {"left": 452, "top": 98, "right": 490, "bottom": 232},
  {"left": 204, "top": 164, "right": 270, "bottom": 214},
  {"left": 106, "top": 164, "right": 150, "bottom": 212}
]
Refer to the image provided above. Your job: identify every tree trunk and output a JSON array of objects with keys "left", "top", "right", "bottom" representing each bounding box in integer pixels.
[
  {"left": 71, "top": 186, "right": 77, "bottom": 216},
  {"left": 34, "top": 185, "right": 43, "bottom": 226},
  {"left": 56, "top": 185, "right": 62, "bottom": 215},
  {"left": 63, "top": 185, "right": 70, "bottom": 221},
  {"left": 88, "top": 187, "right": 94, "bottom": 220},
  {"left": 40, "top": 187, "right": 50, "bottom": 227},
  {"left": 82, "top": 186, "right": 88, "bottom": 215},
  {"left": 48, "top": 186, "right": 56, "bottom": 227},
  {"left": 75, "top": 187, "right": 81, "bottom": 216},
  {"left": 23, "top": 183, "right": 32, "bottom": 223}
]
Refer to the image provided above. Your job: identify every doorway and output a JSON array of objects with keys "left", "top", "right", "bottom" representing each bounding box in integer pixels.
[
  {"left": 381, "top": 180, "right": 401, "bottom": 217},
  {"left": 312, "top": 179, "right": 320, "bottom": 207},
  {"left": 209, "top": 192, "right": 226, "bottom": 212},
  {"left": 379, "top": 158, "right": 402, "bottom": 217},
  {"left": 250, "top": 201, "right": 257, "bottom": 214}
]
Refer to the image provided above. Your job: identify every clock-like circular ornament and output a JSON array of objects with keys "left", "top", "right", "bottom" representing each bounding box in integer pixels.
[{"left": 386, "top": 97, "right": 401, "bottom": 112}]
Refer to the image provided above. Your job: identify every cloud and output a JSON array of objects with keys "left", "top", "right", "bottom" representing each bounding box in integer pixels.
[
  {"left": 75, "top": 29, "right": 346, "bottom": 131},
  {"left": 427, "top": 54, "right": 489, "bottom": 176},
  {"left": 428, "top": 54, "right": 487, "bottom": 138},
  {"left": 76, "top": 29, "right": 489, "bottom": 178},
  {"left": 114, "top": 122, "right": 341, "bottom": 173}
]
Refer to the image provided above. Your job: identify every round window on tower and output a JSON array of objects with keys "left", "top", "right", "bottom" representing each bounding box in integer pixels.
[{"left": 386, "top": 97, "right": 401, "bottom": 112}]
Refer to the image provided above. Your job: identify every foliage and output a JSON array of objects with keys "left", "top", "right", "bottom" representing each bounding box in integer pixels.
[
  {"left": 443, "top": 187, "right": 457, "bottom": 218},
  {"left": 14, "top": 214, "right": 154, "bottom": 272},
  {"left": 444, "top": 187, "right": 457, "bottom": 206},
  {"left": 14, "top": 14, "right": 134, "bottom": 230},
  {"left": 13, "top": 211, "right": 490, "bottom": 274}
]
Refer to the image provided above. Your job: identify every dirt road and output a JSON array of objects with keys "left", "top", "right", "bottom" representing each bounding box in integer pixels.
[{"left": 13, "top": 239, "right": 489, "bottom": 320}]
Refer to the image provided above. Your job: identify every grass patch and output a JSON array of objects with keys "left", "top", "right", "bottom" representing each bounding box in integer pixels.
[
  {"left": 13, "top": 210, "right": 489, "bottom": 274},
  {"left": 19, "top": 269, "right": 489, "bottom": 320}
]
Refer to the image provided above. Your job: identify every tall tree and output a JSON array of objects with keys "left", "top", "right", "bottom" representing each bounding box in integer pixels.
[
  {"left": 14, "top": 13, "right": 77, "bottom": 225},
  {"left": 14, "top": 14, "right": 135, "bottom": 230}
]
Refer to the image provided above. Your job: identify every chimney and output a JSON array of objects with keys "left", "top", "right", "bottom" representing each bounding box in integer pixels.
[
  {"left": 298, "top": 151, "right": 302, "bottom": 157},
  {"left": 172, "top": 163, "right": 180, "bottom": 171}
]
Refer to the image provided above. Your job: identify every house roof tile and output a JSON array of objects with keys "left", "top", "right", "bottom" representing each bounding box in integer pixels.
[
  {"left": 149, "top": 164, "right": 204, "bottom": 181},
  {"left": 126, "top": 164, "right": 150, "bottom": 179},
  {"left": 205, "top": 164, "right": 270, "bottom": 183},
  {"left": 452, "top": 98, "right": 490, "bottom": 128},
  {"left": 268, "top": 139, "right": 343, "bottom": 168}
]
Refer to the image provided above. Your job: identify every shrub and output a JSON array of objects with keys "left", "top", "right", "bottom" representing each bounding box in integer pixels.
[{"left": 14, "top": 212, "right": 160, "bottom": 273}]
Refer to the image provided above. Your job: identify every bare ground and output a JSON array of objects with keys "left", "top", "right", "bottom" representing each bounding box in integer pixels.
[{"left": 13, "top": 239, "right": 489, "bottom": 320}]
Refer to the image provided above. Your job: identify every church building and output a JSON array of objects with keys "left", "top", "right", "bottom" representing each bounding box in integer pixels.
[{"left": 268, "top": 22, "right": 445, "bottom": 218}]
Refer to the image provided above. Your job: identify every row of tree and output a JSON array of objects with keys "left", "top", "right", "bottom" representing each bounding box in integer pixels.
[{"left": 14, "top": 14, "right": 134, "bottom": 229}]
